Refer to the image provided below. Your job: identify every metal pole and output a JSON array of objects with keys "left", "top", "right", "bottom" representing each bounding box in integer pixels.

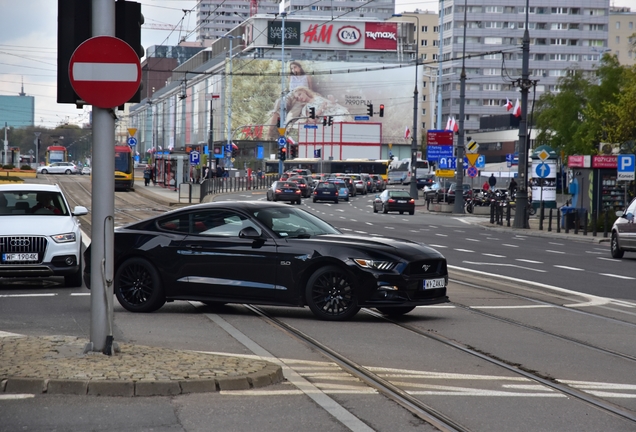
[
  {"left": 208, "top": 90, "right": 214, "bottom": 178},
  {"left": 452, "top": 0, "right": 468, "bottom": 214},
  {"left": 226, "top": 37, "right": 234, "bottom": 168},
  {"left": 409, "top": 15, "right": 420, "bottom": 200},
  {"left": 513, "top": 0, "right": 531, "bottom": 229},
  {"left": 3, "top": 122, "right": 8, "bottom": 166},
  {"left": 34, "top": 132, "right": 41, "bottom": 168},
  {"left": 436, "top": 0, "right": 444, "bottom": 129},
  {"left": 278, "top": 12, "right": 286, "bottom": 177},
  {"left": 87, "top": 0, "right": 116, "bottom": 355}
]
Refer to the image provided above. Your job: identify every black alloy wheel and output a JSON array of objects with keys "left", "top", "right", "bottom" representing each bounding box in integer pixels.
[
  {"left": 114, "top": 257, "right": 166, "bottom": 312},
  {"left": 305, "top": 265, "right": 360, "bottom": 321},
  {"left": 611, "top": 232, "right": 624, "bottom": 259},
  {"left": 376, "top": 306, "right": 416, "bottom": 317}
]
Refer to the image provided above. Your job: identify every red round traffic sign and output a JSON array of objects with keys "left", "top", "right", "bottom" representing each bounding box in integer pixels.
[{"left": 69, "top": 36, "right": 141, "bottom": 109}]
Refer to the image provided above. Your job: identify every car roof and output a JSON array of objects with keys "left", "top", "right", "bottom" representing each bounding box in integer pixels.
[{"left": 0, "top": 184, "right": 61, "bottom": 193}]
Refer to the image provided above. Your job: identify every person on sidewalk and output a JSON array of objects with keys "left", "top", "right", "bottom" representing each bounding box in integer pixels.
[
  {"left": 482, "top": 181, "right": 490, "bottom": 192},
  {"left": 488, "top": 173, "right": 497, "bottom": 190},
  {"left": 143, "top": 166, "right": 152, "bottom": 186},
  {"left": 508, "top": 178, "right": 517, "bottom": 197}
]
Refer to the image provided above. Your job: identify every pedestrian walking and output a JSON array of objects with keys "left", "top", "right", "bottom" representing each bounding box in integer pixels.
[
  {"left": 482, "top": 181, "right": 490, "bottom": 192},
  {"left": 488, "top": 173, "right": 497, "bottom": 189},
  {"left": 508, "top": 178, "right": 517, "bottom": 196},
  {"left": 143, "top": 166, "right": 152, "bottom": 186}
]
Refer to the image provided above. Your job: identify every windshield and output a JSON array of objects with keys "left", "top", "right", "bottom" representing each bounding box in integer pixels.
[
  {"left": 252, "top": 206, "right": 340, "bottom": 239},
  {"left": 0, "top": 191, "right": 69, "bottom": 216}
]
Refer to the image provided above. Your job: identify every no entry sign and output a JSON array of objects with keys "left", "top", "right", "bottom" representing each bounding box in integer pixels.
[{"left": 69, "top": 36, "right": 141, "bottom": 108}]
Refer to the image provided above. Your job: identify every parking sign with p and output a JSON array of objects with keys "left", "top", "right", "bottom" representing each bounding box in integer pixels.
[{"left": 617, "top": 154, "right": 635, "bottom": 181}]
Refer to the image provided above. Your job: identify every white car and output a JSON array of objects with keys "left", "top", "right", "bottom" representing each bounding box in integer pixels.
[
  {"left": 81, "top": 166, "right": 91, "bottom": 175},
  {"left": 37, "top": 162, "right": 79, "bottom": 175},
  {"left": 0, "top": 184, "right": 89, "bottom": 287}
]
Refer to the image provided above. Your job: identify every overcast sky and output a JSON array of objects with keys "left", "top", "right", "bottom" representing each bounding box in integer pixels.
[{"left": 0, "top": 0, "right": 633, "bottom": 128}]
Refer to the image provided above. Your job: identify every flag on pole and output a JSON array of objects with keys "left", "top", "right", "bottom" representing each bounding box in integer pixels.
[
  {"left": 512, "top": 99, "right": 521, "bottom": 117},
  {"left": 451, "top": 116, "right": 458, "bottom": 133},
  {"left": 286, "top": 136, "right": 295, "bottom": 145},
  {"left": 445, "top": 116, "right": 452, "bottom": 131},
  {"left": 231, "top": 142, "right": 239, "bottom": 150},
  {"left": 404, "top": 126, "right": 411, "bottom": 140},
  {"left": 505, "top": 98, "right": 513, "bottom": 111}
]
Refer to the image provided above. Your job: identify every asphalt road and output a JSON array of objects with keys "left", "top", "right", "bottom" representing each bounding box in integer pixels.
[{"left": 2, "top": 180, "right": 636, "bottom": 432}]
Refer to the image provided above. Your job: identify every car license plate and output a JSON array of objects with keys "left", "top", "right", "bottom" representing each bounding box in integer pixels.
[
  {"left": 323, "top": 192, "right": 330, "bottom": 194},
  {"left": 284, "top": 189, "right": 293, "bottom": 193},
  {"left": 423, "top": 278, "right": 445, "bottom": 289},
  {"left": 398, "top": 200, "right": 407, "bottom": 203},
  {"left": 3, "top": 253, "right": 38, "bottom": 262}
]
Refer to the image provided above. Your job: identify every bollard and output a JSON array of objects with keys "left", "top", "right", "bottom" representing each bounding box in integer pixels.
[
  {"left": 498, "top": 203, "right": 503, "bottom": 225},
  {"left": 583, "top": 209, "right": 588, "bottom": 236},
  {"left": 490, "top": 202, "right": 495, "bottom": 224},
  {"left": 565, "top": 209, "right": 569, "bottom": 234},
  {"left": 548, "top": 208, "right": 552, "bottom": 232},
  {"left": 604, "top": 210, "right": 609, "bottom": 238},
  {"left": 557, "top": 208, "right": 561, "bottom": 233},
  {"left": 539, "top": 202, "right": 544, "bottom": 231},
  {"left": 574, "top": 209, "right": 579, "bottom": 235},
  {"left": 592, "top": 211, "right": 597, "bottom": 237},
  {"left": 506, "top": 204, "right": 511, "bottom": 227}
]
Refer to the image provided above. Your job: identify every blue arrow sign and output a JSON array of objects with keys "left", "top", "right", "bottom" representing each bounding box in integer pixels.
[
  {"left": 535, "top": 162, "right": 550, "bottom": 178},
  {"left": 439, "top": 157, "right": 457, "bottom": 169}
]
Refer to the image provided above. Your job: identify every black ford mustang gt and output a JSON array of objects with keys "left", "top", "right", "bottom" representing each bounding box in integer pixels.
[{"left": 84, "top": 201, "right": 448, "bottom": 321}]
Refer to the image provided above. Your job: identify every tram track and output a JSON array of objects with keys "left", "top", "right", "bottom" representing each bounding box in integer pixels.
[{"left": 245, "top": 304, "right": 636, "bottom": 431}]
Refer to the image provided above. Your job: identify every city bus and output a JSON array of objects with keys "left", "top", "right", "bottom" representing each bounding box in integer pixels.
[
  {"left": 45, "top": 146, "right": 68, "bottom": 165},
  {"left": 114, "top": 145, "right": 134, "bottom": 191},
  {"left": 388, "top": 158, "right": 431, "bottom": 185},
  {"left": 265, "top": 158, "right": 390, "bottom": 180}
]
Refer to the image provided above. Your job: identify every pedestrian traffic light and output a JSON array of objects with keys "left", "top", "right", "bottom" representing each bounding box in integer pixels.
[
  {"left": 290, "top": 145, "right": 298, "bottom": 158},
  {"left": 322, "top": 117, "right": 327, "bottom": 126},
  {"left": 367, "top": 104, "right": 373, "bottom": 117},
  {"left": 309, "top": 107, "right": 316, "bottom": 119},
  {"left": 379, "top": 104, "right": 384, "bottom": 117},
  {"left": 279, "top": 147, "right": 287, "bottom": 161},
  {"left": 327, "top": 116, "right": 334, "bottom": 126}
]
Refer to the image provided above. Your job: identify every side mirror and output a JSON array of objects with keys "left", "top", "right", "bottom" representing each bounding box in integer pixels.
[{"left": 239, "top": 226, "right": 262, "bottom": 239}]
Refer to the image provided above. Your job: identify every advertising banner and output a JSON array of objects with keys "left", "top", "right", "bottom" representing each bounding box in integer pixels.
[
  {"left": 228, "top": 58, "right": 416, "bottom": 145},
  {"left": 267, "top": 21, "right": 302, "bottom": 46}
]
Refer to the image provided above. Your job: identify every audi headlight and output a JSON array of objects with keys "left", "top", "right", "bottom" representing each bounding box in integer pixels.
[
  {"left": 353, "top": 259, "right": 397, "bottom": 271},
  {"left": 52, "top": 233, "right": 76, "bottom": 243}
]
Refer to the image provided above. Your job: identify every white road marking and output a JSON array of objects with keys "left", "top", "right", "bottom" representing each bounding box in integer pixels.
[
  {"left": 554, "top": 265, "right": 584, "bottom": 271},
  {"left": 435, "top": 233, "right": 448, "bottom": 237},
  {"left": 548, "top": 242, "right": 564, "bottom": 246},
  {"left": 585, "top": 251, "right": 605, "bottom": 255},
  {"left": 0, "top": 293, "right": 57, "bottom": 298},
  {"left": 70, "top": 293, "right": 90, "bottom": 296},
  {"left": 354, "top": 231, "right": 367, "bottom": 234},
  {"left": 454, "top": 249, "right": 474, "bottom": 253},
  {"left": 546, "top": 250, "right": 566, "bottom": 254},
  {"left": 462, "top": 262, "right": 547, "bottom": 272},
  {"left": 502, "top": 244, "right": 519, "bottom": 248},
  {"left": 0, "top": 331, "right": 23, "bottom": 337},
  {"left": 482, "top": 253, "right": 506, "bottom": 258},
  {"left": 486, "top": 237, "right": 499, "bottom": 240},
  {"left": 465, "top": 238, "right": 480, "bottom": 242},
  {"left": 599, "top": 273, "right": 635, "bottom": 280},
  {"left": 428, "top": 244, "right": 447, "bottom": 248},
  {"left": 384, "top": 226, "right": 395, "bottom": 230},
  {"left": 0, "top": 394, "right": 34, "bottom": 400},
  {"left": 472, "top": 305, "right": 553, "bottom": 309},
  {"left": 516, "top": 259, "right": 543, "bottom": 264},
  {"left": 202, "top": 312, "right": 374, "bottom": 432},
  {"left": 597, "top": 257, "right": 617, "bottom": 262},
  {"left": 365, "top": 222, "right": 373, "bottom": 225}
]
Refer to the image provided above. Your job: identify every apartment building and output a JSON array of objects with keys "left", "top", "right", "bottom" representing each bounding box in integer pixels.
[{"left": 608, "top": 6, "right": 636, "bottom": 66}]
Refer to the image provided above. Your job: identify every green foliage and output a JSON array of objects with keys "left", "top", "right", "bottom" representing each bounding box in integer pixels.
[
  {"left": 20, "top": 165, "right": 33, "bottom": 170},
  {"left": 2, "top": 164, "right": 15, "bottom": 170}
]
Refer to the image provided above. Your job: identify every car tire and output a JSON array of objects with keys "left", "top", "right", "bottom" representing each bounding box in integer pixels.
[
  {"left": 296, "top": 200, "right": 301, "bottom": 205},
  {"left": 41, "top": 169, "right": 48, "bottom": 174},
  {"left": 409, "top": 209, "right": 414, "bottom": 215},
  {"left": 373, "top": 205, "right": 378, "bottom": 213},
  {"left": 376, "top": 306, "right": 416, "bottom": 317},
  {"left": 382, "top": 204, "right": 388, "bottom": 214},
  {"left": 399, "top": 211, "right": 404, "bottom": 214},
  {"left": 114, "top": 257, "right": 166, "bottom": 313},
  {"left": 305, "top": 265, "right": 360, "bottom": 321},
  {"left": 334, "top": 199, "right": 338, "bottom": 204},
  {"left": 313, "top": 198, "right": 317, "bottom": 203},
  {"left": 65, "top": 169, "right": 72, "bottom": 175},
  {"left": 64, "top": 255, "right": 83, "bottom": 288},
  {"left": 611, "top": 232, "right": 624, "bottom": 259}
]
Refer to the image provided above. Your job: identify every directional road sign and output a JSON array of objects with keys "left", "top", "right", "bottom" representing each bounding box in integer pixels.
[
  {"left": 69, "top": 36, "right": 141, "bottom": 109},
  {"left": 617, "top": 154, "right": 635, "bottom": 181},
  {"left": 438, "top": 157, "right": 457, "bottom": 170},
  {"left": 304, "top": 124, "right": 318, "bottom": 129},
  {"left": 277, "top": 137, "right": 287, "bottom": 147},
  {"left": 190, "top": 150, "right": 200, "bottom": 165},
  {"left": 535, "top": 162, "right": 550, "bottom": 178},
  {"left": 426, "top": 145, "right": 453, "bottom": 161},
  {"left": 127, "top": 137, "right": 137, "bottom": 147},
  {"left": 354, "top": 116, "right": 370, "bottom": 121}
]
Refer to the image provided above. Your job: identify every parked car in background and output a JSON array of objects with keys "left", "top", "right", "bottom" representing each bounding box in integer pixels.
[
  {"left": 36, "top": 162, "right": 79, "bottom": 175},
  {"left": 610, "top": 197, "right": 636, "bottom": 259},
  {"left": 81, "top": 166, "right": 91, "bottom": 175},
  {"left": 373, "top": 189, "right": 415, "bottom": 215},
  {"left": 0, "top": 184, "right": 89, "bottom": 287},
  {"left": 438, "top": 183, "right": 471, "bottom": 204},
  {"left": 423, "top": 182, "right": 441, "bottom": 202},
  {"left": 266, "top": 181, "right": 302, "bottom": 204},
  {"left": 312, "top": 181, "right": 339, "bottom": 203},
  {"left": 82, "top": 201, "right": 449, "bottom": 320}
]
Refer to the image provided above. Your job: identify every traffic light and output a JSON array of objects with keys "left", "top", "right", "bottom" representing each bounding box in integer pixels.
[
  {"left": 279, "top": 147, "right": 287, "bottom": 161},
  {"left": 290, "top": 145, "right": 298, "bottom": 158},
  {"left": 115, "top": 0, "right": 144, "bottom": 104},
  {"left": 309, "top": 107, "right": 316, "bottom": 119},
  {"left": 379, "top": 104, "right": 384, "bottom": 117},
  {"left": 322, "top": 117, "right": 327, "bottom": 126},
  {"left": 232, "top": 148, "right": 238, "bottom": 159},
  {"left": 367, "top": 104, "right": 373, "bottom": 117},
  {"left": 327, "top": 116, "right": 333, "bottom": 126}
]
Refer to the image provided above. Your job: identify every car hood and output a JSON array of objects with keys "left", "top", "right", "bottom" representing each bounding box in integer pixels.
[
  {"left": 292, "top": 234, "right": 444, "bottom": 260},
  {"left": 1, "top": 216, "right": 80, "bottom": 235}
]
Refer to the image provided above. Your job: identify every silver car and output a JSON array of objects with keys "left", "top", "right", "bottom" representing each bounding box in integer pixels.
[
  {"left": 610, "top": 197, "right": 636, "bottom": 259},
  {"left": 37, "top": 162, "right": 79, "bottom": 175}
]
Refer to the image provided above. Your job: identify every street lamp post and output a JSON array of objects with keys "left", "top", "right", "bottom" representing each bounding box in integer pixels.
[
  {"left": 436, "top": 0, "right": 444, "bottom": 129},
  {"left": 278, "top": 12, "right": 287, "bottom": 177},
  {"left": 3, "top": 122, "right": 9, "bottom": 166},
  {"left": 34, "top": 132, "right": 41, "bottom": 168},
  {"left": 224, "top": 35, "right": 241, "bottom": 169},
  {"left": 452, "top": 0, "right": 468, "bottom": 214},
  {"left": 393, "top": 13, "right": 420, "bottom": 200}
]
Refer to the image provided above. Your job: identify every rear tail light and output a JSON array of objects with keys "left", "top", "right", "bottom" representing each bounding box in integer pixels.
[
  {"left": 409, "top": 199, "right": 415, "bottom": 204},
  {"left": 335, "top": 191, "right": 339, "bottom": 196},
  {"left": 388, "top": 199, "right": 396, "bottom": 203},
  {"left": 295, "top": 190, "right": 301, "bottom": 194},
  {"left": 275, "top": 189, "right": 282, "bottom": 193}
]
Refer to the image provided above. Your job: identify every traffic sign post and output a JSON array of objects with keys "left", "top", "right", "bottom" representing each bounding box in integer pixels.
[
  {"left": 69, "top": 36, "right": 141, "bottom": 108},
  {"left": 190, "top": 150, "right": 200, "bottom": 166},
  {"left": 127, "top": 137, "right": 137, "bottom": 147},
  {"left": 617, "top": 154, "right": 635, "bottom": 181}
]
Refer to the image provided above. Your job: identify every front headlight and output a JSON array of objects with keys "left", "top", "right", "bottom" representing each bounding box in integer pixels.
[
  {"left": 353, "top": 259, "right": 397, "bottom": 271},
  {"left": 52, "top": 232, "right": 76, "bottom": 243}
]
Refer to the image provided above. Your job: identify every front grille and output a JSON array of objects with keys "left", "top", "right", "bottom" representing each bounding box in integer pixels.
[
  {"left": 404, "top": 259, "right": 447, "bottom": 278},
  {"left": 0, "top": 236, "right": 48, "bottom": 264}
]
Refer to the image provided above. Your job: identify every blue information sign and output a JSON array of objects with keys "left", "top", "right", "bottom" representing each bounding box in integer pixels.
[
  {"left": 535, "top": 162, "right": 550, "bottom": 178},
  {"left": 427, "top": 145, "right": 453, "bottom": 161},
  {"left": 127, "top": 137, "right": 137, "bottom": 146},
  {"left": 189, "top": 151, "right": 200, "bottom": 165},
  {"left": 277, "top": 137, "right": 287, "bottom": 147},
  {"left": 354, "top": 116, "right": 370, "bottom": 121}
]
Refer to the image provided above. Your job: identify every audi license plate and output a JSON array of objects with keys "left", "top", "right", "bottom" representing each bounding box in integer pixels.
[
  {"left": 3, "top": 253, "right": 38, "bottom": 262},
  {"left": 423, "top": 278, "right": 445, "bottom": 289}
]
